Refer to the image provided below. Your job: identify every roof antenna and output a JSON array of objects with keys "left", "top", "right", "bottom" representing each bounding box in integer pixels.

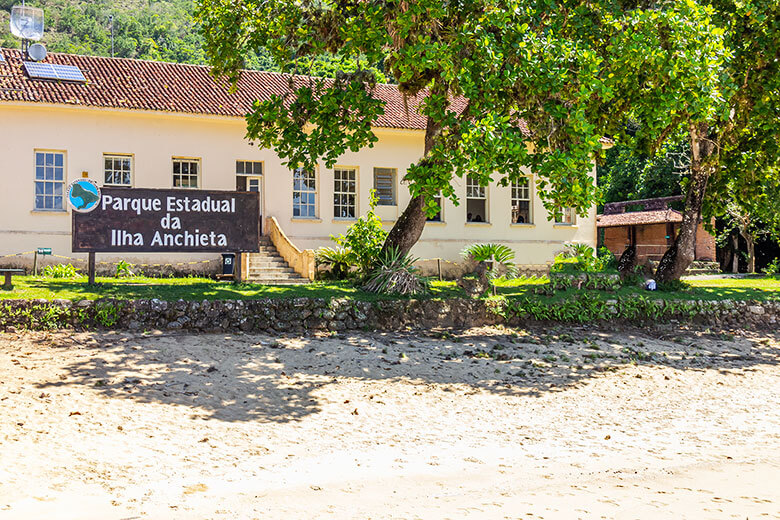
[{"left": 109, "top": 15, "right": 114, "bottom": 58}]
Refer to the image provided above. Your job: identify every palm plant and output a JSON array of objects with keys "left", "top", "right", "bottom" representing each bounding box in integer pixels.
[
  {"left": 315, "top": 247, "right": 353, "bottom": 280},
  {"left": 461, "top": 243, "right": 518, "bottom": 279}
]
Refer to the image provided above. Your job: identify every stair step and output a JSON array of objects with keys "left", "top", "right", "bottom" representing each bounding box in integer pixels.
[
  {"left": 245, "top": 278, "right": 308, "bottom": 285},
  {"left": 243, "top": 236, "right": 310, "bottom": 285},
  {"left": 249, "top": 261, "right": 289, "bottom": 268},
  {"left": 248, "top": 268, "right": 296, "bottom": 275}
]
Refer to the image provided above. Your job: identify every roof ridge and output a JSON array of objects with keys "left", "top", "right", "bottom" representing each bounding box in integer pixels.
[{"left": 0, "top": 47, "right": 405, "bottom": 89}]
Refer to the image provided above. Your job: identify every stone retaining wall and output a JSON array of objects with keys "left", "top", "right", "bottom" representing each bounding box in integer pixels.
[{"left": 1, "top": 297, "right": 778, "bottom": 332}]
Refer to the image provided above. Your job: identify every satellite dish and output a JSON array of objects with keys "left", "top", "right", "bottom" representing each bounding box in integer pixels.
[
  {"left": 10, "top": 5, "right": 44, "bottom": 41},
  {"left": 27, "top": 42, "right": 47, "bottom": 61}
]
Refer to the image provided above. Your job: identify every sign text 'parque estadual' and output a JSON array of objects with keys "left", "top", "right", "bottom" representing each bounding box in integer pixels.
[{"left": 72, "top": 187, "right": 260, "bottom": 253}]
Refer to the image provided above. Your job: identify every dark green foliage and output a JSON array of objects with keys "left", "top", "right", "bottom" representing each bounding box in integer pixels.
[
  {"left": 551, "top": 244, "right": 614, "bottom": 274},
  {"left": 329, "top": 190, "right": 388, "bottom": 275},
  {"left": 363, "top": 248, "right": 428, "bottom": 296},
  {"left": 657, "top": 280, "right": 693, "bottom": 293},
  {"left": 499, "top": 293, "right": 704, "bottom": 324},
  {"left": 763, "top": 258, "right": 780, "bottom": 276},
  {"left": 1, "top": 0, "right": 207, "bottom": 64},
  {"left": 315, "top": 247, "right": 352, "bottom": 280},
  {"left": 597, "top": 247, "right": 618, "bottom": 271},
  {"left": 198, "top": 0, "right": 726, "bottom": 229},
  {"left": 597, "top": 138, "right": 686, "bottom": 208},
  {"left": 1, "top": 0, "right": 377, "bottom": 76}
]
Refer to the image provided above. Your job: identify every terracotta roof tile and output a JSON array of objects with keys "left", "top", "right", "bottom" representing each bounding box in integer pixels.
[
  {"left": 0, "top": 48, "right": 475, "bottom": 131},
  {"left": 596, "top": 209, "right": 683, "bottom": 228}
]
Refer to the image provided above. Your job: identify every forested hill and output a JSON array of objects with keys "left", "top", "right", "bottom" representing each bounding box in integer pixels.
[
  {"left": 0, "top": 0, "right": 390, "bottom": 81},
  {"left": 0, "top": 0, "right": 275, "bottom": 69}
]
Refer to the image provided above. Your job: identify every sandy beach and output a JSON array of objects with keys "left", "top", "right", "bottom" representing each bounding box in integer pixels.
[{"left": 1, "top": 326, "right": 778, "bottom": 519}]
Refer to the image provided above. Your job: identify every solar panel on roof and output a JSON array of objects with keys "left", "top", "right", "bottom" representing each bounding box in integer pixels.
[{"left": 23, "top": 61, "right": 86, "bottom": 83}]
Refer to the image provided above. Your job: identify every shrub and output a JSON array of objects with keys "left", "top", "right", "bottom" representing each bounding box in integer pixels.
[
  {"left": 597, "top": 246, "right": 618, "bottom": 270},
  {"left": 331, "top": 190, "right": 387, "bottom": 274},
  {"left": 657, "top": 279, "right": 692, "bottom": 292},
  {"left": 763, "top": 258, "right": 780, "bottom": 276},
  {"left": 551, "top": 243, "right": 615, "bottom": 274},
  {"left": 116, "top": 260, "right": 136, "bottom": 278},
  {"left": 461, "top": 243, "right": 518, "bottom": 279},
  {"left": 42, "top": 263, "right": 78, "bottom": 278},
  {"left": 315, "top": 247, "right": 353, "bottom": 280},
  {"left": 363, "top": 247, "right": 429, "bottom": 295}
]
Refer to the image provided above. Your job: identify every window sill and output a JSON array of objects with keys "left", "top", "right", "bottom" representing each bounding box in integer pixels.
[
  {"left": 510, "top": 223, "right": 536, "bottom": 228},
  {"left": 103, "top": 183, "right": 133, "bottom": 188},
  {"left": 332, "top": 218, "right": 357, "bottom": 224},
  {"left": 291, "top": 217, "right": 322, "bottom": 223},
  {"left": 465, "top": 222, "right": 492, "bottom": 227},
  {"left": 425, "top": 220, "right": 446, "bottom": 226},
  {"left": 31, "top": 209, "right": 67, "bottom": 215},
  {"left": 553, "top": 223, "right": 578, "bottom": 228}
]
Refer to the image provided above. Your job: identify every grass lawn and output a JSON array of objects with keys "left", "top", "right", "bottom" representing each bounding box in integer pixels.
[
  {"left": 495, "top": 275, "right": 780, "bottom": 302},
  {"left": 0, "top": 274, "right": 777, "bottom": 302},
  {"left": 0, "top": 275, "right": 465, "bottom": 302}
]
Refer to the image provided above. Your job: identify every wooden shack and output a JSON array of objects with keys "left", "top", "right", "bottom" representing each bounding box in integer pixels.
[{"left": 597, "top": 196, "right": 716, "bottom": 263}]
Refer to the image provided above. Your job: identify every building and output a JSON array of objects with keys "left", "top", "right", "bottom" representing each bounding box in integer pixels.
[
  {"left": 0, "top": 48, "right": 597, "bottom": 279},
  {"left": 597, "top": 196, "right": 716, "bottom": 263}
]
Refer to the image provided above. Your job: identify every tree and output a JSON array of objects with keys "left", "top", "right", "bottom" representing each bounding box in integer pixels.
[
  {"left": 198, "top": 0, "right": 726, "bottom": 259},
  {"left": 597, "top": 137, "right": 686, "bottom": 207},
  {"left": 654, "top": 0, "right": 780, "bottom": 281},
  {"left": 719, "top": 170, "right": 780, "bottom": 273}
]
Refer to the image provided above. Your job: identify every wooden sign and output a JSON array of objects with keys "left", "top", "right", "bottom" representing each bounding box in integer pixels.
[{"left": 72, "top": 188, "right": 260, "bottom": 253}]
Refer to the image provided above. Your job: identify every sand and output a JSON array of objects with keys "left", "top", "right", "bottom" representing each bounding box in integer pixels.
[{"left": 0, "top": 326, "right": 778, "bottom": 519}]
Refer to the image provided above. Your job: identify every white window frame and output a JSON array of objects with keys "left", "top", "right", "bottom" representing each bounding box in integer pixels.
[
  {"left": 293, "top": 166, "right": 318, "bottom": 218},
  {"left": 373, "top": 167, "right": 397, "bottom": 206},
  {"left": 103, "top": 154, "right": 133, "bottom": 186},
  {"left": 34, "top": 150, "right": 66, "bottom": 212},
  {"left": 236, "top": 160, "right": 264, "bottom": 176},
  {"left": 172, "top": 157, "right": 200, "bottom": 189},
  {"left": 511, "top": 177, "right": 533, "bottom": 224},
  {"left": 333, "top": 167, "right": 357, "bottom": 219},
  {"left": 555, "top": 207, "right": 577, "bottom": 225},
  {"left": 466, "top": 175, "right": 488, "bottom": 223}
]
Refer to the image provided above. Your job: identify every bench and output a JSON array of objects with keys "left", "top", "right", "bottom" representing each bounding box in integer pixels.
[{"left": 0, "top": 269, "right": 25, "bottom": 290}]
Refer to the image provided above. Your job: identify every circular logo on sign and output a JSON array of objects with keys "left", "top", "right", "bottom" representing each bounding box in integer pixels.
[{"left": 67, "top": 179, "right": 101, "bottom": 213}]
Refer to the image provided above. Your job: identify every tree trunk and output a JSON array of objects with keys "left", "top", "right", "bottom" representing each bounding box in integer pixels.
[
  {"left": 731, "top": 233, "right": 739, "bottom": 273},
  {"left": 742, "top": 231, "right": 756, "bottom": 273},
  {"left": 382, "top": 116, "right": 440, "bottom": 257},
  {"left": 655, "top": 123, "right": 717, "bottom": 282},
  {"left": 382, "top": 194, "right": 428, "bottom": 257}
]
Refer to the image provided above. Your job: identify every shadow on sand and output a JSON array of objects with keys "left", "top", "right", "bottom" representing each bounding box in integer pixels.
[{"left": 33, "top": 325, "right": 780, "bottom": 423}]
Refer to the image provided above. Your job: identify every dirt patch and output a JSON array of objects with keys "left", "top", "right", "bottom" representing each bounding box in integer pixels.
[{"left": 1, "top": 326, "right": 778, "bottom": 518}]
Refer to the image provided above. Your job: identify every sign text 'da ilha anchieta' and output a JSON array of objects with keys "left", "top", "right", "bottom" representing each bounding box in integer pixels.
[{"left": 72, "top": 188, "right": 260, "bottom": 253}]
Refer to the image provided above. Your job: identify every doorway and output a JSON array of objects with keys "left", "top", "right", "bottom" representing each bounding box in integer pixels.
[{"left": 237, "top": 175, "right": 263, "bottom": 234}]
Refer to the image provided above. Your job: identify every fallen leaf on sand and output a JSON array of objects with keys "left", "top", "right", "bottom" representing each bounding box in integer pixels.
[
  {"left": 68, "top": 411, "right": 81, "bottom": 417},
  {"left": 351, "top": 408, "right": 359, "bottom": 415},
  {"left": 183, "top": 483, "right": 208, "bottom": 495}
]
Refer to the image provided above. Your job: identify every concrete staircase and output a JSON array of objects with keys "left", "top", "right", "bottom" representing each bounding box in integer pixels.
[{"left": 245, "top": 236, "right": 309, "bottom": 285}]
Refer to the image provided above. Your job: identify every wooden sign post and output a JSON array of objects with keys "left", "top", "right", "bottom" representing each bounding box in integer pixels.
[
  {"left": 33, "top": 247, "right": 52, "bottom": 276},
  {"left": 88, "top": 251, "right": 96, "bottom": 285}
]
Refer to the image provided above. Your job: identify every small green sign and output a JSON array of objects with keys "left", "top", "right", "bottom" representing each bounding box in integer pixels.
[{"left": 37, "top": 248, "right": 52, "bottom": 255}]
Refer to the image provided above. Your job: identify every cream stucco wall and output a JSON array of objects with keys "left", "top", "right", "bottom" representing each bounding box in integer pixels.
[{"left": 0, "top": 102, "right": 596, "bottom": 270}]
